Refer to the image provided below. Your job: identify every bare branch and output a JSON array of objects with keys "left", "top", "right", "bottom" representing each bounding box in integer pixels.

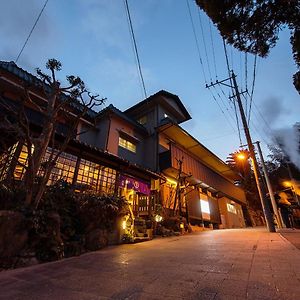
[{"left": 23, "top": 86, "right": 46, "bottom": 114}]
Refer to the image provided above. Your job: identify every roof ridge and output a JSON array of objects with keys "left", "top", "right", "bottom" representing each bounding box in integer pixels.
[{"left": 0, "top": 60, "right": 98, "bottom": 119}]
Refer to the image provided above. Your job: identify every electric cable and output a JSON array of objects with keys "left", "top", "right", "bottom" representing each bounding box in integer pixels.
[
  {"left": 208, "top": 19, "right": 218, "bottom": 78},
  {"left": 233, "top": 100, "right": 243, "bottom": 145},
  {"left": 239, "top": 52, "right": 243, "bottom": 90},
  {"left": 207, "top": 88, "right": 238, "bottom": 134},
  {"left": 124, "top": 0, "right": 147, "bottom": 99},
  {"left": 201, "top": 131, "right": 236, "bottom": 142},
  {"left": 123, "top": 0, "right": 144, "bottom": 98},
  {"left": 247, "top": 54, "right": 257, "bottom": 124},
  {"left": 212, "top": 85, "right": 237, "bottom": 126},
  {"left": 222, "top": 38, "right": 243, "bottom": 143},
  {"left": 197, "top": 7, "right": 212, "bottom": 81},
  {"left": 186, "top": 0, "right": 207, "bottom": 83},
  {"left": 15, "top": 0, "right": 49, "bottom": 63}
]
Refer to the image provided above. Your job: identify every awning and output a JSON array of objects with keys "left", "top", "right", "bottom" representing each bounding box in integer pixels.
[{"left": 157, "top": 122, "right": 240, "bottom": 182}]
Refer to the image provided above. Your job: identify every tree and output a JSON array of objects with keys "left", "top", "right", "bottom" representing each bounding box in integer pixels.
[
  {"left": 226, "top": 149, "right": 264, "bottom": 225},
  {"left": 226, "top": 149, "right": 251, "bottom": 178},
  {"left": 195, "top": 0, "right": 300, "bottom": 93},
  {"left": 0, "top": 59, "right": 105, "bottom": 208},
  {"left": 267, "top": 137, "right": 300, "bottom": 191}
]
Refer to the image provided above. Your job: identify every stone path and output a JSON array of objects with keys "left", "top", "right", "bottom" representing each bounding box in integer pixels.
[
  {"left": 279, "top": 228, "right": 300, "bottom": 250},
  {"left": 0, "top": 228, "right": 300, "bottom": 299}
]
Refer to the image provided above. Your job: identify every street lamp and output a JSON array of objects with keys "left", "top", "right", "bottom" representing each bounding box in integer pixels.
[
  {"left": 236, "top": 152, "right": 246, "bottom": 161},
  {"left": 235, "top": 144, "right": 282, "bottom": 229}
]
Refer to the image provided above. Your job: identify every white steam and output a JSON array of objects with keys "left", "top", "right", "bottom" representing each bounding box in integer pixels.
[{"left": 274, "top": 125, "right": 300, "bottom": 170}]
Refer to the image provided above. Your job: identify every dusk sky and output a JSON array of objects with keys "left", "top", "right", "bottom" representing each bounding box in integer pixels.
[{"left": 1, "top": 0, "right": 299, "bottom": 162}]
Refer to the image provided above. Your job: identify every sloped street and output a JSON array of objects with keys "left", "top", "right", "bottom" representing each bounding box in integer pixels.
[{"left": 1, "top": 228, "right": 300, "bottom": 300}]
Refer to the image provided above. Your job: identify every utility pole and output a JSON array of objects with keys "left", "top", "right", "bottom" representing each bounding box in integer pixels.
[
  {"left": 254, "top": 141, "right": 282, "bottom": 228},
  {"left": 206, "top": 71, "right": 276, "bottom": 232}
]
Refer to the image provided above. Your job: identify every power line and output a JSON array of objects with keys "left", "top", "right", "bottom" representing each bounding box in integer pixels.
[
  {"left": 233, "top": 100, "right": 243, "bottom": 145},
  {"left": 124, "top": 0, "right": 147, "bottom": 99},
  {"left": 239, "top": 52, "right": 243, "bottom": 90},
  {"left": 247, "top": 54, "right": 257, "bottom": 124},
  {"left": 222, "top": 39, "right": 243, "bottom": 143},
  {"left": 249, "top": 118, "right": 270, "bottom": 146},
  {"left": 244, "top": 53, "right": 248, "bottom": 119},
  {"left": 123, "top": 1, "right": 144, "bottom": 98},
  {"left": 15, "top": 0, "right": 49, "bottom": 63},
  {"left": 212, "top": 85, "right": 237, "bottom": 125},
  {"left": 201, "top": 131, "right": 236, "bottom": 142},
  {"left": 245, "top": 53, "right": 248, "bottom": 92},
  {"left": 208, "top": 19, "right": 217, "bottom": 78},
  {"left": 197, "top": 7, "right": 212, "bottom": 81},
  {"left": 222, "top": 38, "right": 232, "bottom": 78},
  {"left": 207, "top": 88, "right": 238, "bottom": 134},
  {"left": 186, "top": 0, "right": 207, "bottom": 83}
]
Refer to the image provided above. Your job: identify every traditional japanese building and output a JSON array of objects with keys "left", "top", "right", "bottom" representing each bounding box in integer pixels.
[
  {"left": 124, "top": 91, "right": 246, "bottom": 228},
  {"left": 0, "top": 61, "right": 246, "bottom": 229}
]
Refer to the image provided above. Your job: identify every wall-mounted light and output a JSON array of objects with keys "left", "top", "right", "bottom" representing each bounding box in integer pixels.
[
  {"left": 155, "top": 214, "right": 163, "bottom": 222},
  {"left": 122, "top": 220, "right": 126, "bottom": 230}
]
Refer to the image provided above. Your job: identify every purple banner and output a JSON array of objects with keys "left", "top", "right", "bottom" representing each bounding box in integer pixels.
[{"left": 119, "top": 175, "right": 150, "bottom": 195}]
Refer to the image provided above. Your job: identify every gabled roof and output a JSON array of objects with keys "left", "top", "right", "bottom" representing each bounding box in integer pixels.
[
  {"left": 124, "top": 90, "right": 192, "bottom": 124},
  {"left": 0, "top": 60, "right": 98, "bottom": 120},
  {"left": 96, "top": 104, "right": 148, "bottom": 133}
]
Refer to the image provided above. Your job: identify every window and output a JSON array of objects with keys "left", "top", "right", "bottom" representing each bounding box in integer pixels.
[
  {"left": 200, "top": 199, "right": 210, "bottom": 214},
  {"left": 14, "top": 144, "right": 32, "bottom": 180},
  {"left": 0, "top": 143, "right": 19, "bottom": 181},
  {"left": 76, "top": 158, "right": 116, "bottom": 194},
  {"left": 227, "top": 203, "right": 237, "bottom": 214},
  {"left": 200, "top": 197, "right": 211, "bottom": 220},
  {"left": 164, "top": 113, "right": 169, "bottom": 118},
  {"left": 38, "top": 148, "right": 77, "bottom": 185},
  {"left": 97, "top": 166, "right": 117, "bottom": 195},
  {"left": 118, "top": 137, "right": 136, "bottom": 153},
  {"left": 137, "top": 115, "right": 147, "bottom": 125}
]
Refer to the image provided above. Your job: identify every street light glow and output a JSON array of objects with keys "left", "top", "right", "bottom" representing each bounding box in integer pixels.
[{"left": 237, "top": 153, "right": 246, "bottom": 160}]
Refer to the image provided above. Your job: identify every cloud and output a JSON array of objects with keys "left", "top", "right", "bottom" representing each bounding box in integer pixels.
[
  {"left": 260, "top": 96, "right": 289, "bottom": 126},
  {"left": 0, "top": 0, "right": 53, "bottom": 62},
  {"left": 86, "top": 57, "right": 152, "bottom": 109},
  {"left": 77, "top": 0, "right": 131, "bottom": 53}
]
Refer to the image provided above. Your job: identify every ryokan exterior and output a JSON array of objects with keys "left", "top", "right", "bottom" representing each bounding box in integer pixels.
[{"left": 0, "top": 61, "right": 246, "bottom": 231}]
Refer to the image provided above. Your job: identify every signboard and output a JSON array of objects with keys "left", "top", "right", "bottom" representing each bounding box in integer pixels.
[{"left": 119, "top": 175, "right": 150, "bottom": 195}]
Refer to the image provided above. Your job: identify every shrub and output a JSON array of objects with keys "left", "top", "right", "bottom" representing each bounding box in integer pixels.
[
  {"left": 0, "top": 182, "right": 26, "bottom": 210},
  {"left": 78, "top": 193, "right": 127, "bottom": 232}
]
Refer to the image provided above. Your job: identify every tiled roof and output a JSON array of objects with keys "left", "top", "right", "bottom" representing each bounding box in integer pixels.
[
  {"left": 71, "top": 138, "right": 161, "bottom": 179},
  {"left": 97, "top": 104, "right": 147, "bottom": 133},
  {"left": 124, "top": 90, "right": 192, "bottom": 122},
  {"left": 0, "top": 61, "right": 98, "bottom": 120}
]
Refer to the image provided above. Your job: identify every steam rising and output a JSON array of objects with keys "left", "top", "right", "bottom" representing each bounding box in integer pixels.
[{"left": 274, "top": 125, "right": 300, "bottom": 170}]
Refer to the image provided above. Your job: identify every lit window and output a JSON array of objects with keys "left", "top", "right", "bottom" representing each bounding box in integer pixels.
[
  {"left": 14, "top": 144, "right": 30, "bottom": 180},
  {"left": 164, "top": 113, "right": 169, "bottom": 118},
  {"left": 76, "top": 159, "right": 116, "bottom": 194},
  {"left": 200, "top": 198, "right": 211, "bottom": 220},
  {"left": 0, "top": 143, "right": 19, "bottom": 181},
  {"left": 38, "top": 148, "right": 77, "bottom": 185},
  {"left": 137, "top": 115, "right": 147, "bottom": 125},
  {"left": 200, "top": 199, "right": 210, "bottom": 214},
  {"left": 119, "top": 137, "right": 136, "bottom": 153},
  {"left": 227, "top": 203, "right": 237, "bottom": 214}
]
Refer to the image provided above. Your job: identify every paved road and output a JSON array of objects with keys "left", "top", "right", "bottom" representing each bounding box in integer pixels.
[
  {"left": 1, "top": 228, "right": 300, "bottom": 300},
  {"left": 279, "top": 229, "right": 300, "bottom": 250}
]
